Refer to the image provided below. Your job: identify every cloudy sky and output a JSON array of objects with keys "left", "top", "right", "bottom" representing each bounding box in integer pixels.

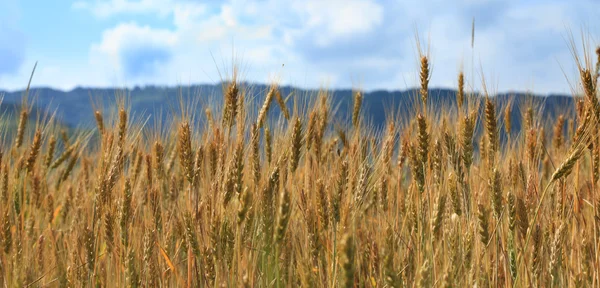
[{"left": 0, "top": 0, "right": 599, "bottom": 94}]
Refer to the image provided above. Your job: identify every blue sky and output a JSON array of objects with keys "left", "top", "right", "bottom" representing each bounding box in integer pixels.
[{"left": 0, "top": 0, "right": 599, "bottom": 94}]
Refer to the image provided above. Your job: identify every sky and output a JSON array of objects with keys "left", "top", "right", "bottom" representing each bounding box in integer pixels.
[{"left": 0, "top": 0, "right": 599, "bottom": 94}]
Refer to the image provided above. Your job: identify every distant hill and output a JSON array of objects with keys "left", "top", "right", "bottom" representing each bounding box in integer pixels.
[{"left": 0, "top": 85, "right": 577, "bottom": 140}]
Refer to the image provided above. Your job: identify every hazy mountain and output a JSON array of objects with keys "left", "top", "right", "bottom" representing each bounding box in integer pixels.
[{"left": 0, "top": 84, "right": 576, "bottom": 139}]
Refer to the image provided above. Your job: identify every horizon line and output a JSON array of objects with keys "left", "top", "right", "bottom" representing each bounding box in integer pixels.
[{"left": 0, "top": 83, "right": 576, "bottom": 97}]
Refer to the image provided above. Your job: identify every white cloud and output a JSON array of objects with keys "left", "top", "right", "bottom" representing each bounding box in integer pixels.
[
  {"left": 294, "top": 0, "right": 384, "bottom": 44},
  {"left": 90, "top": 23, "right": 178, "bottom": 79},
  {"left": 93, "top": 23, "right": 178, "bottom": 55},
  {"left": 172, "top": 3, "right": 208, "bottom": 28}
]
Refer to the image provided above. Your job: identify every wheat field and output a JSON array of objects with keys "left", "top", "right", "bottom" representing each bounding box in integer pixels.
[{"left": 0, "top": 44, "right": 599, "bottom": 288}]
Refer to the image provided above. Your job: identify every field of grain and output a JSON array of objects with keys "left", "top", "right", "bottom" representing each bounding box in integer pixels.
[{"left": 0, "top": 44, "right": 599, "bottom": 287}]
